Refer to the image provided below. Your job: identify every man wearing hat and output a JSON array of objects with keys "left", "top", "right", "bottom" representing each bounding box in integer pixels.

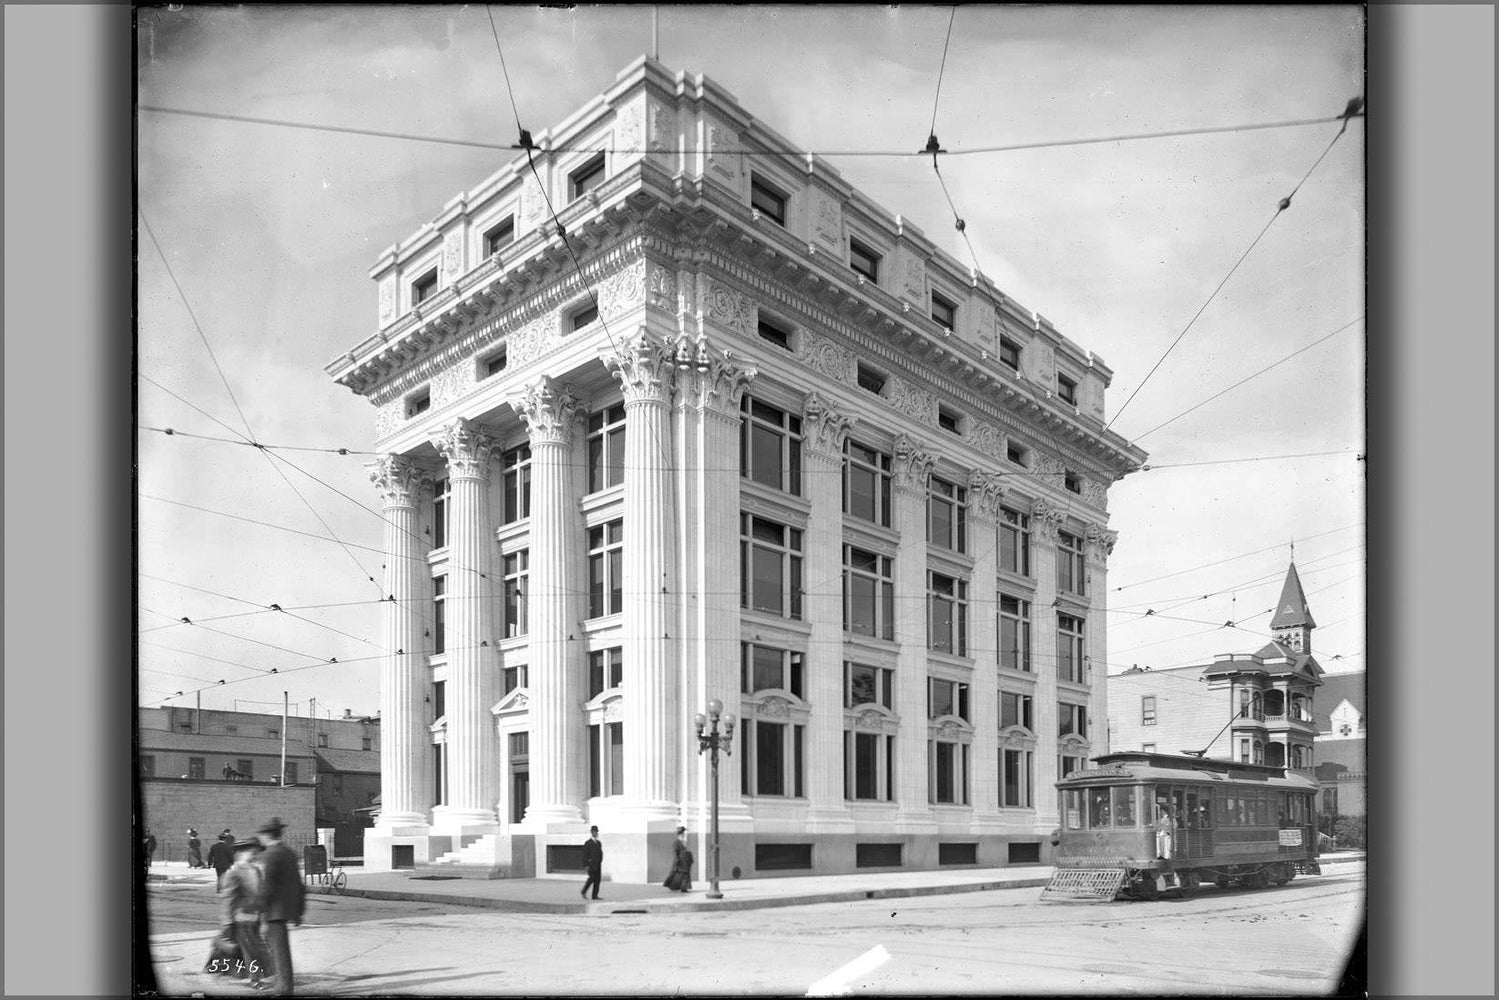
[
  {"left": 255, "top": 817, "right": 305, "bottom": 995},
  {"left": 218, "top": 838, "right": 271, "bottom": 989},
  {"left": 580, "top": 826, "right": 604, "bottom": 900},
  {"left": 206, "top": 831, "right": 235, "bottom": 890}
]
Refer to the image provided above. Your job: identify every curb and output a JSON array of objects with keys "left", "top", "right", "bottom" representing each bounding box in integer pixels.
[{"left": 334, "top": 876, "right": 1055, "bottom": 915}]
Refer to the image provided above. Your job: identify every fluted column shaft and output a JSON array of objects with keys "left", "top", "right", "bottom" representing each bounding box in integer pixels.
[
  {"left": 510, "top": 378, "right": 585, "bottom": 824},
  {"left": 432, "top": 420, "right": 499, "bottom": 828},
  {"left": 370, "top": 456, "right": 434, "bottom": 829},
  {"left": 606, "top": 331, "right": 679, "bottom": 815}
]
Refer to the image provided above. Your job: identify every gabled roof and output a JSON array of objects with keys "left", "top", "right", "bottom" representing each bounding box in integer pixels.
[
  {"left": 313, "top": 748, "right": 382, "bottom": 774},
  {"left": 1312, "top": 671, "right": 1366, "bottom": 731},
  {"left": 1269, "top": 562, "right": 1317, "bottom": 630}
]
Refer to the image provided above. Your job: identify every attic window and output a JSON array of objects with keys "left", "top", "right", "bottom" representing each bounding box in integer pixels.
[
  {"left": 484, "top": 216, "right": 515, "bottom": 257},
  {"left": 406, "top": 390, "right": 432, "bottom": 419},
  {"left": 482, "top": 347, "right": 508, "bottom": 379},
  {"left": 999, "top": 337, "right": 1021, "bottom": 371},
  {"left": 1058, "top": 373, "right": 1078, "bottom": 405},
  {"left": 750, "top": 175, "right": 787, "bottom": 226},
  {"left": 849, "top": 238, "right": 881, "bottom": 282},
  {"left": 412, "top": 268, "right": 439, "bottom": 306},
  {"left": 856, "top": 364, "right": 886, "bottom": 395},
  {"left": 938, "top": 406, "right": 961, "bottom": 434},
  {"left": 569, "top": 153, "right": 606, "bottom": 200},
  {"left": 1006, "top": 441, "right": 1029, "bottom": 467},
  {"left": 757, "top": 315, "right": 792, "bottom": 350},
  {"left": 570, "top": 302, "right": 600, "bottom": 332},
  {"left": 931, "top": 291, "right": 957, "bottom": 331},
  {"left": 1064, "top": 471, "right": 1081, "bottom": 494}
]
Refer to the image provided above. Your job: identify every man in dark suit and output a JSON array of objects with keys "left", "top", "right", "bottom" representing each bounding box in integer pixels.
[
  {"left": 206, "top": 832, "right": 235, "bottom": 890},
  {"left": 580, "top": 826, "right": 603, "bottom": 900},
  {"left": 255, "top": 817, "right": 305, "bottom": 995}
]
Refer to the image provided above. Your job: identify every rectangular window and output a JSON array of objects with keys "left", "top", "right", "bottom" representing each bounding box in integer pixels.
[
  {"left": 1001, "top": 748, "right": 1033, "bottom": 807},
  {"left": 740, "top": 514, "right": 804, "bottom": 620},
  {"left": 1000, "top": 691, "right": 1033, "bottom": 731},
  {"left": 570, "top": 301, "right": 600, "bottom": 333},
  {"left": 361, "top": 737, "right": 372, "bottom": 751},
  {"left": 927, "top": 476, "right": 967, "bottom": 552},
  {"left": 931, "top": 290, "right": 957, "bottom": 330},
  {"left": 1058, "top": 531, "right": 1087, "bottom": 596},
  {"left": 588, "top": 721, "right": 625, "bottom": 797},
  {"left": 999, "top": 507, "right": 1031, "bottom": 576},
  {"left": 937, "top": 406, "right": 961, "bottom": 434},
  {"left": 856, "top": 842, "right": 903, "bottom": 868},
  {"left": 1006, "top": 441, "right": 1028, "bottom": 466},
  {"left": 432, "top": 680, "right": 446, "bottom": 718},
  {"left": 855, "top": 363, "right": 886, "bottom": 395},
  {"left": 750, "top": 175, "right": 787, "bottom": 225},
  {"left": 1057, "top": 373, "right": 1078, "bottom": 405},
  {"left": 412, "top": 268, "right": 438, "bottom": 305},
  {"left": 1057, "top": 613, "right": 1086, "bottom": 684},
  {"left": 483, "top": 347, "right": 508, "bottom": 379},
  {"left": 998, "top": 594, "right": 1032, "bottom": 672},
  {"left": 484, "top": 216, "right": 515, "bottom": 257},
  {"left": 237, "top": 759, "right": 254, "bottom": 778},
  {"left": 406, "top": 390, "right": 431, "bottom": 418},
  {"left": 500, "top": 445, "right": 532, "bottom": 523},
  {"left": 848, "top": 732, "right": 881, "bottom": 800},
  {"left": 1058, "top": 702, "right": 1089, "bottom": 738},
  {"left": 1064, "top": 470, "right": 1082, "bottom": 494},
  {"left": 502, "top": 551, "right": 528, "bottom": 637},
  {"left": 587, "top": 404, "right": 626, "bottom": 493},
  {"left": 501, "top": 666, "right": 527, "bottom": 695},
  {"left": 757, "top": 314, "right": 792, "bottom": 349},
  {"left": 928, "top": 677, "right": 970, "bottom": 721},
  {"left": 1142, "top": 743, "right": 1156, "bottom": 754},
  {"left": 1142, "top": 696, "right": 1157, "bottom": 726},
  {"left": 432, "top": 477, "right": 449, "bottom": 549},
  {"left": 754, "top": 843, "right": 813, "bottom": 871},
  {"left": 842, "top": 545, "right": 894, "bottom": 640},
  {"left": 740, "top": 644, "right": 804, "bottom": 699},
  {"left": 849, "top": 238, "right": 881, "bottom": 282},
  {"left": 432, "top": 575, "right": 446, "bottom": 654},
  {"left": 587, "top": 520, "right": 624, "bottom": 618},
  {"left": 999, "top": 336, "right": 1021, "bottom": 371},
  {"left": 588, "top": 647, "right": 624, "bottom": 698},
  {"left": 267, "top": 729, "right": 278, "bottom": 740},
  {"left": 927, "top": 572, "right": 969, "bottom": 656},
  {"left": 842, "top": 440, "right": 892, "bottom": 527},
  {"left": 569, "top": 152, "right": 606, "bottom": 200},
  {"left": 1059, "top": 753, "right": 1083, "bottom": 779},
  {"left": 740, "top": 397, "right": 802, "bottom": 496},
  {"left": 744, "top": 719, "right": 804, "bottom": 798},
  {"left": 938, "top": 842, "right": 977, "bottom": 866},
  {"left": 188, "top": 757, "right": 205, "bottom": 779},
  {"left": 845, "top": 662, "right": 895, "bottom": 710},
  {"left": 930, "top": 740, "right": 969, "bottom": 805}
]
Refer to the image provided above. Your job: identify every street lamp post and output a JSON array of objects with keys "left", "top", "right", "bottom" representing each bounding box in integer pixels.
[{"left": 693, "top": 698, "right": 736, "bottom": 901}]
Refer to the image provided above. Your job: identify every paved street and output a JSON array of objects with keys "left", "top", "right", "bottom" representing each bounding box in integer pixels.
[{"left": 145, "top": 866, "right": 1363, "bottom": 995}]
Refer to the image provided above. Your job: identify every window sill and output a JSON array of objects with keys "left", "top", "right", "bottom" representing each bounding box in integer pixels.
[
  {"left": 581, "top": 614, "right": 624, "bottom": 636},
  {"left": 581, "top": 486, "right": 625, "bottom": 520},
  {"left": 843, "top": 633, "right": 900, "bottom": 662},
  {"left": 842, "top": 517, "right": 900, "bottom": 552},
  {"left": 997, "top": 665, "right": 1038, "bottom": 686},
  {"left": 997, "top": 570, "right": 1037, "bottom": 594},
  {"left": 1054, "top": 589, "right": 1091, "bottom": 612},
  {"left": 741, "top": 611, "right": 813, "bottom": 639},
  {"left": 494, "top": 519, "right": 530, "bottom": 548},
  {"left": 739, "top": 480, "right": 812, "bottom": 524},
  {"left": 926, "top": 545, "right": 975, "bottom": 577},
  {"left": 926, "top": 650, "right": 974, "bottom": 672}
]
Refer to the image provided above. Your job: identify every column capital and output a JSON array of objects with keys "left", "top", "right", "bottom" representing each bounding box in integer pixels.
[
  {"left": 431, "top": 419, "right": 499, "bottom": 479},
  {"left": 1085, "top": 522, "right": 1118, "bottom": 561},
  {"left": 604, "top": 327, "right": 677, "bottom": 406},
  {"left": 966, "top": 470, "right": 1006, "bottom": 524},
  {"left": 674, "top": 333, "right": 756, "bottom": 419},
  {"left": 892, "top": 434, "right": 935, "bottom": 494},
  {"left": 1030, "top": 499, "right": 1064, "bottom": 541},
  {"left": 368, "top": 455, "right": 431, "bottom": 508},
  {"left": 802, "top": 390, "right": 855, "bottom": 460},
  {"left": 509, "top": 376, "right": 583, "bottom": 447}
]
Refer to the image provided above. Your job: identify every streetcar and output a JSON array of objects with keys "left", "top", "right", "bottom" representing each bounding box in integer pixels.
[{"left": 1042, "top": 751, "right": 1321, "bottom": 901}]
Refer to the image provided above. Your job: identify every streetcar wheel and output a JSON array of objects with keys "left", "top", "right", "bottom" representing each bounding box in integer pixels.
[
  {"left": 332, "top": 871, "right": 347, "bottom": 895},
  {"left": 1176, "top": 872, "right": 1199, "bottom": 897},
  {"left": 1134, "top": 875, "right": 1160, "bottom": 901},
  {"left": 1214, "top": 875, "right": 1232, "bottom": 890},
  {"left": 1246, "top": 869, "right": 1270, "bottom": 890}
]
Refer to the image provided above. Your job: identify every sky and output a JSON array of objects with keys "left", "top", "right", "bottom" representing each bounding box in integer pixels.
[{"left": 136, "top": 5, "right": 1366, "bottom": 723}]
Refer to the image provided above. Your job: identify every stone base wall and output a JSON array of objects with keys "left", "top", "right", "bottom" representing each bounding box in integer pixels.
[{"left": 142, "top": 778, "right": 315, "bottom": 861}]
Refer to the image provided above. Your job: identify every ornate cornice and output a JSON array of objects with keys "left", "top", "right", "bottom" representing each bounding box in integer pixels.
[
  {"left": 430, "top": 418, "right": 499, "bottom": 479},
  {"left": 368, "top": 455, "right": 432, "bottom": 508},
  {"left": 802, "top": 390, "right": 856, "bottom": 458},
  {"left": 509, "top": 376, "right": 583, "bottom": 447},
  {"left": 603, "top": 327, "right": 677, "bottom": 405}
]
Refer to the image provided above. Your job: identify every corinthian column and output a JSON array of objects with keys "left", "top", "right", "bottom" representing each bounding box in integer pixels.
[
  {"left": 429, "top": 419, "right": 500, "bottom": 832},
  {"left": 802, "top": 392, "right": 856, "bottom": 829},
  {"left": 509, "top": 377, "right": 585, "bottom": 826},
  {"left": 604, "top": 329, "right": 680, "bottom": 818},
  {"left": 966, "top": 472, "right": 1004, "bottom": 823},
  {"left": 368, "top": 456, "right": 434, "bottom": 830}
]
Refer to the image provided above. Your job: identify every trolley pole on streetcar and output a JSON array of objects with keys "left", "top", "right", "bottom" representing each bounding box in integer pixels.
[{"left": 694, "top": 699, "right": 736, "bottom": 901}]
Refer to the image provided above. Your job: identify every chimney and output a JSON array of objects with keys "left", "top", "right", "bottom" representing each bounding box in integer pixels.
[{"left": 343, "top": 708, "right": 352, "bottom": 719}]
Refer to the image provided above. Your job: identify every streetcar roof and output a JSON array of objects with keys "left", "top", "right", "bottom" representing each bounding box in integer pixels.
[{"left": 1056, "top": 751, "right": 1319, "bottom": 791}]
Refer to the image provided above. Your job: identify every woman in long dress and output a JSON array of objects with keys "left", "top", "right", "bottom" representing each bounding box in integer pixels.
[{"left": 663, "top": 826, "right": 693, "bottom": 892}]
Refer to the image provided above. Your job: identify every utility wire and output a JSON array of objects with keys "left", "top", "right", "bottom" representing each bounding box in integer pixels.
[
  {"left": 141, "top": 374, "right": 251, "bottom": 444},
  {"left": 1112, "top": 521, "right": 1362, "bottom": 592},
  {"left": 138, "top": 104, "right": 1363, "bottom": 159},
  {"left": 137, "top": 424, "right": 373, "bottom": 456},
  {"left": 139, "top": 494, "right": 385, "bottom": 554},
  {"left": 928, "top": 6, "right": 958, "bottom": 139},
  {"left": 138, "top": 573, "right": 379, "bottom": 647},
  {"left": 1130, "top": 315, "right": 1364, "bottom": 442},
  {"left": 1106, "top": 103, "right": 1362, "bottom": 432}
]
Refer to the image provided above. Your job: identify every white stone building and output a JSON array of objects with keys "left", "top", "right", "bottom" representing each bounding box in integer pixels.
[{"left": 327, "top": 57, "right": 1146, "bottom": 880}]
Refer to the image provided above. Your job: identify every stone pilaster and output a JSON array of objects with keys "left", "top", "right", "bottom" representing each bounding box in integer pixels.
[
  {"left": 429, "top": 419, "right": 500, "bottom": 833},
  {"left": 966, "top": 472, "right": 1004, "bottom": 822},
  {"left": 508, "top": 377, "right": 586, "bottom": 826},
  {"left": 368, "top": 456, "right": 435, "bottom": 830},
  {"left": 892, "top": 435, "right": 935, "bottom": 827},
  {"left": 1085, "top": 523, "right": 1117, "bottom": 757},
  {"left": 802, "top": 392, "right": 857, "bottom": 828},
  {"left": 1030, "top": 498, "right": 1064, "bottom": 830},
  {"left": 604, "top": 329, "right": 681, "bottom": 819}
]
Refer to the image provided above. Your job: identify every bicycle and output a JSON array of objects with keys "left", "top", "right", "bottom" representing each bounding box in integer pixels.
[{"left": 304, "top": 863, "right": 347, "bottom": 895}]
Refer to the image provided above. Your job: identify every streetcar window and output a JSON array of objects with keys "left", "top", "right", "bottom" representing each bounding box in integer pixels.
[
  {"left": 1184, "top": 790, "right": 1202, "bottom": 828},
  {"left": 1088, "top": 789, "right": 1111, "bottom": 828},
  {"left": 1222, "top": 796, "right": 1238, "bottom": 827},
  {"left": 1196, "top": 790, "right": 1213, "bottom": 829},
  {"left": 1112, "top": 786, "right": 1138, "bottom": 827},
  {"left": 1064, "top": 790, "right": 1084, "bottom": 830},
  {"left": 1276, "top": 792, "right": 1288, "bottom": 827}
]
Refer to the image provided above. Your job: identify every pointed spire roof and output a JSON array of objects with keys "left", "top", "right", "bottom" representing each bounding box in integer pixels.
[{"left": 1269, "top": 562, "right": 1317, "bottom": 630}]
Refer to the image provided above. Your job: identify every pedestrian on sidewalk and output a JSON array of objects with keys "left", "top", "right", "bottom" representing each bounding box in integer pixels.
[
  {"left": 211, "top": 839, "right": 272, "bottom": 990},
  {"left": 187, "top": 829, "right": 205, "bottom": 868},
  {"left": 664, "top": 826, "right": 693, "bottom": 893},
  {"left": 207, "top": 832, "right": 234, "bottom": 889},
  {"left": 581, "top": 826, "right": 603, "bottom": 900},
  {"left": 255, "top": 817, "right": 305, "bottom": 996},
  {"left": 143, "top": 829, "right": 157, "bottom": 870}
]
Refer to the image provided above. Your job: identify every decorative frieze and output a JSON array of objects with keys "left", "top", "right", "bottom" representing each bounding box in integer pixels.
[
  {"left": 647, "top": 100, "right": 676, "bottom": 153},
  {"left": 703, "top": 277, "right": 755, "bottom": 338},
  {"left": 614, "top": 99, "right": 645, "bottom": 154},
  {"left": 519, "top": 173, "right": 546, "bottom": 228},
  {"left": 374, "top": 398, "right": 404, "bottom": 441},
  {"left": 706, "top": 122, "right": 741, "bottom": 185},
  {"left": 368, "top": 455, "right": 431, "bottom": 508},
  {"left": 974, "top": 305, "right": 997, "bottom": 345},
  {"left": 898, "top": 251, "right": 926, "bottom": 306},
  {"left": 811, "top": 189, "right": 842, "bottom": 253},
  {"left": 802, "top": 391, "right": 855, "bottom": 457},
  {"left": 598, "top": 259, "right": 647, "bottom": 320},
  {"left": 1081, "top": 478, "right": 1108, "bottom": 512},
  {"left": 506, "top": 315, "right": 558, "bottom": 369},
  {"left": 430, "top": 359, "right": 476, "bottom": 410},
  {"left": 968, "top": 420, "right": 1006, "bottom": 463},
  {"left": 509, "top": 376, "right": 582, "bottom": 447},
  {"left": 378, "top": 276, "right": 396, "bottom": 327},
  {"left": 758, "top": 696, "right": 791, "bottom": 720},
  {"left": 431, "top": 418, "right": 498, "bottom": 479},
  {"left": 797, "top": 331, "right": 855, "bottom": 384},
  {"left": 442, "top": 230, "right": 464, "bottom": 284},
  {"left": 603, "top": 328, "right": 677, "bottom": 405},
  {"left": 884, "top": 375, "right": 939, "bottom": 424}
]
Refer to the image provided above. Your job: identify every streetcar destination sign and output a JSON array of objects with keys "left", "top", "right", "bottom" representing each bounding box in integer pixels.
[{"left": 1064, "top": 767, "right": 1131, "bottom": 780}]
